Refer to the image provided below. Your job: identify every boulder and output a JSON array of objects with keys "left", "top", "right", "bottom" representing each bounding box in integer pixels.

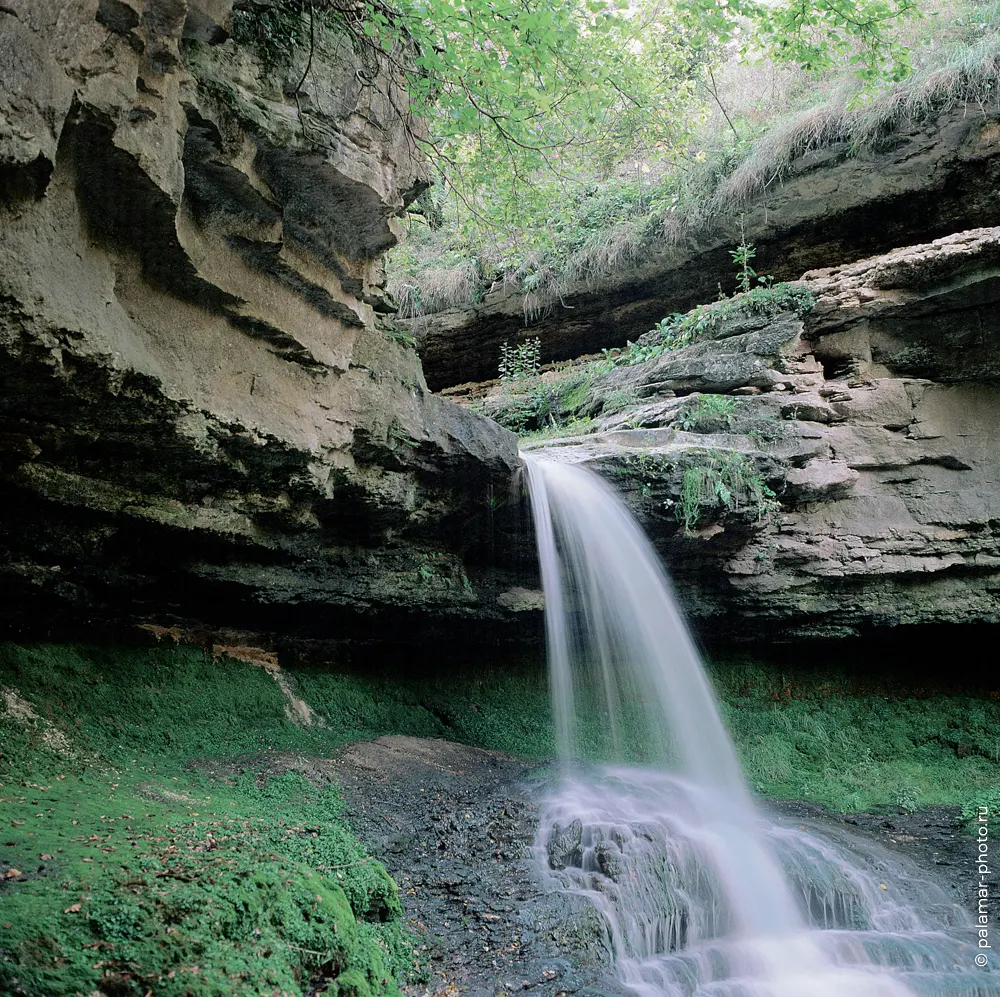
[{"left": 547, "top": 819, "right": 583, "bottom": 870}]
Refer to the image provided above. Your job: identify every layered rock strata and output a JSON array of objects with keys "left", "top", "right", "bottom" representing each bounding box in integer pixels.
[
  {"left": 415, "top": 104, "right": 1000, "bottom": 389},
  {"left": 0, "top": 0, "right": 520, "bottom": 643},
  {"left": 517, "top": 228, "right": 1000, "bottom": 641}
]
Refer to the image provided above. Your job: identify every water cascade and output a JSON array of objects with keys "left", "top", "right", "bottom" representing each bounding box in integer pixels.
[{"left": 523, "top": 453, "right": 996, "bottom": 997}]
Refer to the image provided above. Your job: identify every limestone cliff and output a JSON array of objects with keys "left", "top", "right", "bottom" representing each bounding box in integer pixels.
[
  {"left": 0, "top": 0, "right": 519, "bottom": 643},
  {"left": 415, "top": 103, "right": 1000, "bottom": 389},
  {"left": 508, "top": 229, "right": 1000, "bottom": 642}
]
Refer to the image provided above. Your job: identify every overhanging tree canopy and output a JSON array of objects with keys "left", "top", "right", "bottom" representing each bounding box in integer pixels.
[{"left": 233, "top": 0, "right": 918, "bottom": 233}]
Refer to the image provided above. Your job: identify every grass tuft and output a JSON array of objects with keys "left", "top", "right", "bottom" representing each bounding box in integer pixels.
[{"left": 716, "top": 32, "right": 1000, "bottom": 212}]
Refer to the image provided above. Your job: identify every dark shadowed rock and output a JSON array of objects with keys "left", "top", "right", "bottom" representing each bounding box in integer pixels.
[{"left": 0, "top": 0, "right": 521, "bottom": 644}]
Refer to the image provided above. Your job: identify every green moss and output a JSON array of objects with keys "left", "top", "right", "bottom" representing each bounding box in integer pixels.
[
  {"left": 600, "top": 388, "right": 640, "bottom": 416},
  {"left": 293, "top": 664, "right": 556, "bottom": 759},
  {"left": 0, "top": 643, "right": 310, "bottom": 765},
  {"left": 0, "top": 645, "right": 415, "bottom": 997},
  {"left": 485, "top": 382, "right": 559, "bottom": 434},
  {"left": 555, "top": 374, "right": 592, "bottom": 414},
  {"left": 711, "top": 659, "right": 1000, "bottom": 813},
  {"left": 304, "top": 645, "right": 1000, "bottom": 816},
  {"left": 488, "top": 375, "right": 599, "bottom": 436},
  {"left": 0, "top": 765, "right": 410, "bottom": 997},
  {"left": 3, "top": 641, "right": 1000, "bottom": 997}
]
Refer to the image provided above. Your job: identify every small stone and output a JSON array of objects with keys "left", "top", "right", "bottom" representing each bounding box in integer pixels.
[{"left": 594, "top": 841, "right": 624, "bottom": 881}]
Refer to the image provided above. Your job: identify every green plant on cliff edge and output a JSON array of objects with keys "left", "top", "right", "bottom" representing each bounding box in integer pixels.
[
  {"left": 490, "top": 337, "right": 580, "bottom": 434},
  {"left": 499, "top": 338, "right": 542, "bottom": 384},
  {"left": 610, "top": 451, "right": 676, "bottom": 498},
  {"left": 488, "top": 384, "right": 556, "bottom": 434},
  {"left": 677, "top": 451, "right": 779, "bottom": 533},
  {"left": 731, "top": 230, "right": 758, "bottom": 294},
  {"left": 605, "top": 281, "right": 816, "bottom": 369},
  {"left": 677, "top": 394, "right": 737, "bottom": 432}
]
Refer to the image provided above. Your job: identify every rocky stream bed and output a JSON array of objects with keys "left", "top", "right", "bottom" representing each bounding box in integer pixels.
[{"left": 324, "top": 736, "right": 986, "bottom": 997}]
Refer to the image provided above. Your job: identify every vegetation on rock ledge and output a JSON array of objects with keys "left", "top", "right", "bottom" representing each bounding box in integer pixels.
[
  {"left": 224, "top": 0, "right": 932, "bottom": 259},
  {"left": 386, "top": 0, "right": 999, "bottom": 318},
  {"left": 604, "top": 281, "right": 815, "bottom": 368},
  {"left": 478, "top": 276, "right": 812, "bottom": 439}
]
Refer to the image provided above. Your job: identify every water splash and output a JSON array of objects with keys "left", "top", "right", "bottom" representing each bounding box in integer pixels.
[{"left": 523, "top": 453, "right": 995, "bottom": 997}]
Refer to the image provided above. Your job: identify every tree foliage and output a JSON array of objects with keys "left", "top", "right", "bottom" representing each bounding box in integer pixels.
[{"left": 235, "top": 0, "right": 918, "bottom": 234}]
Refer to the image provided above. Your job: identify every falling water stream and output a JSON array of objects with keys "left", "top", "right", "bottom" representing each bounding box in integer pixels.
[{"left": 522, "top": 453, "right": 996, "bottom": 997}]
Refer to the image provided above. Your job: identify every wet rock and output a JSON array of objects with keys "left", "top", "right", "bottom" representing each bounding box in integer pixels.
[
  {"left": 497, "top": 587, "right": 546, "bottom": 613},
  {"left": 547, "top": 819, "right": 583, "bottom": 870},
  {"left": 593, "top": 841, "right": 624, "bottom": 881},
  {"left": 329, "top": 737, "right": 616, "bottom": 997}
]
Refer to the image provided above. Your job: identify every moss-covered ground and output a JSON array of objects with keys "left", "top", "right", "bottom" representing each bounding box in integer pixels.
[
  {"left": 713, "top": 658, "right": 1000, "bottom": 815},
  {"left": 0, "top": 645, "right": 414, "bottom": 997},
  {"left": 2, "top": 642, "right": 999, "bottom": 995}
]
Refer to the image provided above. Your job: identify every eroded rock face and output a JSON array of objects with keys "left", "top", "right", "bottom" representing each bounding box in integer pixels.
[
  {"left": 522, "top": 229, "right": 1000, "bottom": 642},
  {"left": 415, "top": 104, "right": 1000, "bottom": 390},
  {"left": 0, "top": 0, "right": 520, "bottom": 642}
]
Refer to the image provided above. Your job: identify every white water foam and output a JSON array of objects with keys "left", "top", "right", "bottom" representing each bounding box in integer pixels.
[{"left": 523, "top": 453, "right": 996, "bottom": 997}]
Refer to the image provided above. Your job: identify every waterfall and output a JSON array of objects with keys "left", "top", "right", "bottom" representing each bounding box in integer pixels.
[{"left": 523, "top": 453, "right": 996, "bottom": 997}]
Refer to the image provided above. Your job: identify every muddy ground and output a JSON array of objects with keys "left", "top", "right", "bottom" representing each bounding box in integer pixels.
[
  {"left": 330, "top": 738, "right": 620, "bottom": 997},
  {"left": 324, "top": 736, "right": 986, "bottom": 997}
]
